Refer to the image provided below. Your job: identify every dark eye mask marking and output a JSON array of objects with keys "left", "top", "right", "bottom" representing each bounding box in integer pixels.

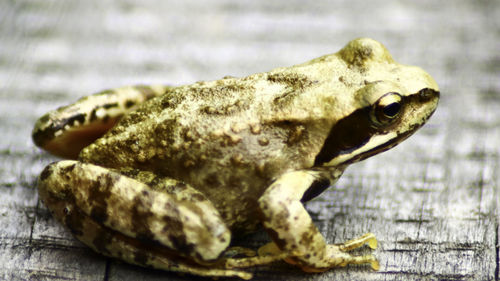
[
  {"left": 314, "top": 88, "right": 439, "bottom": 166},
  {"left": 314, "top": 106, "right": 375, "bottom": 166}
]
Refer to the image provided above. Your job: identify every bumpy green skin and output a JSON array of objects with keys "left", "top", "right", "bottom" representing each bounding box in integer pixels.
[{"left": 35, "top": 38, "right": 439, "bottom": 279}]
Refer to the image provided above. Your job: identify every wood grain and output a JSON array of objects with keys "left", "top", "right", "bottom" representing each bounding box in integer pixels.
[{"left": 1, "top": 0, "right": 499, "bottom": 280}]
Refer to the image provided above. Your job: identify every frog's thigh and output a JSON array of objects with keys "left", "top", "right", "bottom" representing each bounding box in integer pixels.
[
  {"left": 257, "top": 170, "right": 378, "bottom": 271},
  {"left": 32, "top": 84, "right": 170, "bottom": 159},
  {"left": 38, "top": 160, "right": 231, "bottom": 264}
]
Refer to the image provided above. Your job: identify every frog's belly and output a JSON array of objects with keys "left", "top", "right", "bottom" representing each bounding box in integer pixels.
[{"left": 178, "top": 165, "right": 271, "bottom": 234}]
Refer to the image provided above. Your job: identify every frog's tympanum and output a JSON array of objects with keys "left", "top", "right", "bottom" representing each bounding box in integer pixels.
[{"left": 33, "top": 38, "right": 439, "bottom": 279}]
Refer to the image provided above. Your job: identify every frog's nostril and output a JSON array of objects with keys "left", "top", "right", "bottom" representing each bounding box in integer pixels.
[{"left": 418, "top": 88, "right": 440, "bottom": 101}]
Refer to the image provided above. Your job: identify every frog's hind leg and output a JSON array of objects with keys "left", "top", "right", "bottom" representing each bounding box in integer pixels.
[
  {"left": 32, "top": 85, "right": 171, "bottom": 159},
  {"left": 38, "top": 160, "right": 253, "bottom": 279}
]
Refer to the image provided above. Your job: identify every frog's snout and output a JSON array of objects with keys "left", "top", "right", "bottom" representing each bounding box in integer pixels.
[
  {"left": 415, "top": 88, "right": 440, "bottom": 119},
  {"left": 418, "top": 88, "right": 440, "bottom": 103}
]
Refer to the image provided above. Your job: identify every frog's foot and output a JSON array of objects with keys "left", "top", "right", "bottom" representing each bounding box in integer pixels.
[{"left": 296, "top": 233, "right": 379, "bottom": 272}]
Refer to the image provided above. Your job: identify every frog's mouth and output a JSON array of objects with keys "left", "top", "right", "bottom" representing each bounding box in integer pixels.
[
  {"left": 314, "top": 88, "right": 439, "bottom": 167},
  {"left": 324, "top": 129, "right": 416, "bottom": 166}
]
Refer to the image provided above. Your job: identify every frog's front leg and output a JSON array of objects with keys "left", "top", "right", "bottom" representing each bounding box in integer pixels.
[
  {"left": 257, "top": 170, "right": 379, "bottom": 272},
  {"left": 38, "top": 160, "right": 253, "bottom": 279},
  {"left": 32, "top": 85, "right": 170, "bottom": 159}
]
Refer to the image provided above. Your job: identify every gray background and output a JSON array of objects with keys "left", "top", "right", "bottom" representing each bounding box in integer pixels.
[{"left": 1, "top": 0, "right": 499, "bottom": 280}]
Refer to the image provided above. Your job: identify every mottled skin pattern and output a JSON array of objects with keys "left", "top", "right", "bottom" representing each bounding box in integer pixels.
[{"left": 34, "top": 38, "right": 439, "bottom": 279}]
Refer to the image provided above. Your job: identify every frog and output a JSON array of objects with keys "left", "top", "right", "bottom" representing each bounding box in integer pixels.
[{"left": 32, "top": 38, "right": 439, "bottom": 280}]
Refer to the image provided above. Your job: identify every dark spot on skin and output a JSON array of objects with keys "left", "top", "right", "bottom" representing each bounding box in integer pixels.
[
  {"left": 160, "top": 98, "right": 172, "bottom": 108},
  {"left": 267, "top": 73, "right": 312, "bottom": 89},
  {"left": 87, "top": 173, "right": 119, "bottom": 224},
  {"left": 59, "top": 163, "right": 77, "bottom": 175},
  {"left": 130, "top": 195, "right": 156, "bottom": 241},
  {"left": 275, "top": 208, "right": 290, "bottom": 224},
  {"left": 301, "top": 178, "right": 330, "bottom": 203},
  {"left": 148, "top": 176, "right": 166, "bottom": 190},
  {"left": 338, "top": 42, "right": 375, "bottom": 69},
  {"left": 102, "top": 103, "right": 119, "bottom": 109},
  {"left": 67, "top": 113, "right": 87, "bottom": 127},
  {"left": 157, "top": 211, "right": 198, "bottom": 257},
  {"left": 265, "top": 228, "right": 287, "bottom": 250},
  {"left": 204, "top": 173, "right": 220, "bottom": 187},
  {"left": 39, "top": 165, "right": 54, "bottom": 181},
  {"left": 417, "top": 88, "right": 440, "bottom": 102},
  {"left": 90, "top": 206, "right": 108, "bottom": 224},
  {"left": 32, "top": 127, "right": 54, "bottom": 148},
  {"left": 63, "top": 201, "right": 85, "bottom": 237},
  {"left": 133, "top": 250, "right": 150, "bottom": 265},
  {"left": 92, "top": 228, "right": 114, "bottom": 255},
  {"left": 125, "top": 100, "right": 136, "bottom": 108},
  {"left": 168, "top": 234, "right": 195, "bottom": 257},
  {"left": 299, "top": 224, "right": 317, "bottom": 246},
  {"left": 89, "top": 108, "right": 98, "bottom": 122},
  {"left": 268, "top": 73, "right": 314, "bottom": 105},
  {"left": 38, "top": 113, "right": 51, "bottom": 124}
]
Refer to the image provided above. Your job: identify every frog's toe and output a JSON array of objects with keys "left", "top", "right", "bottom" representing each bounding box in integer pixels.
[
  {"left": 224, "top": 246, "right": 256, "bottom": 258},
  {"left": 293, "top": 243, "right": 379, "bottom": 273},
  {"left": 339, "top": 232, "right": 377, "bottom": 251},
  {"left": 225, "top": 253, "right": 288, "bottom": 269},
  {"left": 320, "top": 233, "right": 379, "bottom": 270}
]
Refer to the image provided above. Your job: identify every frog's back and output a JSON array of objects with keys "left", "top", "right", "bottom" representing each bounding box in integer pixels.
[
  {"left": 81, "top": 68, "right": 330, "bottom": 171},
  {"left": 79, "top": 71, "right": 330, "bottom": 232}
]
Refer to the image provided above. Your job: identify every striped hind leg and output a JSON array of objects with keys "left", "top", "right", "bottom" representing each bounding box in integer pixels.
[{"left": 32, "top": 85, "right": 171, "bottom": 159}]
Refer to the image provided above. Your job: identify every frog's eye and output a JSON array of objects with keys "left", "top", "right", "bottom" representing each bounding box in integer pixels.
[{"left": 372, "top": 92, "right": 403, "bottom": 125}]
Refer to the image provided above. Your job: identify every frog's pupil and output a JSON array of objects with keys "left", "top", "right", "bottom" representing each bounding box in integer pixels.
[{"left": 383, "top": 103, "right": 401, "bottom": 117}]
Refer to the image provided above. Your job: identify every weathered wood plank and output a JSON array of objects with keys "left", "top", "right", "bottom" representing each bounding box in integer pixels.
[{"left": 1, "top": 0, "right": 499, "bottom": 280}]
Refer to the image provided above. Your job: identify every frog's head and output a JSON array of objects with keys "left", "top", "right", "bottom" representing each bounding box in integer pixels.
[{"left": 314, "top": 38, "right": 440, "bottom": 167}]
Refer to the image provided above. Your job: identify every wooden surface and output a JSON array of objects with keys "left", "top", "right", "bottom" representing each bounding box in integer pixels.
[{"left": 1, "top": 0, "right": 499, "bottom": 280}]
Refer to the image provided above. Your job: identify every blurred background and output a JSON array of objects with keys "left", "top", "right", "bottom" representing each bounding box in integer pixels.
[{"left": 0, "top": 1, "right": 499, "bottom": 280}]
